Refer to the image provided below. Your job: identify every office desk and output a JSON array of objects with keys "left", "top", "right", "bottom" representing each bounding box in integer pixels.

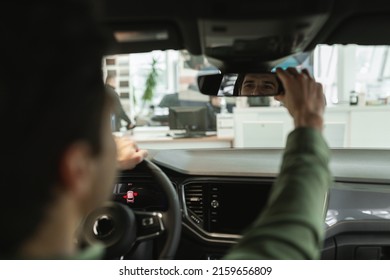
[
  {"left": 131, "top": 135, "right": 233, "bottom": 149},
  {"left": 114, "top": 127, "right": 233, "bottom": 149}
]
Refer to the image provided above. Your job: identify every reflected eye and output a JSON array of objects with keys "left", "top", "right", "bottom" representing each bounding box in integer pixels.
[
  {"left": 261, "top": 82, "right": 276, "bottom": 92},
  {"left": 241, "top": 79, "right": 277, "bottom": 95},
  {"left": 262, "top": 84, "right": 275, "bottom": 90},
  {"left": 243, "top": 83, "right": 255, "bottom": 90}
]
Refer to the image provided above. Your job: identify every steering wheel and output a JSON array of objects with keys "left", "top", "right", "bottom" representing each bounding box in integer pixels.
[{"left": 80, "top": 159, "right": 181, "bottom": 259}]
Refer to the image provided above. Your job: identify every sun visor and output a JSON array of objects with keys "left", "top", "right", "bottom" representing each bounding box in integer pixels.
[{"left": 325, "top": 15, "right": 390, "bottom": 45}]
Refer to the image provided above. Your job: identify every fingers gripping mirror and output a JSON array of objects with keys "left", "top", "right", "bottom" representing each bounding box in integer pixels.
[{"left": 197, "top": 72, "right": 284, "bottom": 97}]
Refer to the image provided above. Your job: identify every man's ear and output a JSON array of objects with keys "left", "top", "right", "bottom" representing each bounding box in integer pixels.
[{"left": 59, "top": 142, "right": 95, "bottom": 199}]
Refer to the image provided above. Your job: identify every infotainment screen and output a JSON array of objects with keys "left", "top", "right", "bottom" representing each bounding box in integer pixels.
[{"left": 184, "top": 180, "right": 272, "bottom": 235}]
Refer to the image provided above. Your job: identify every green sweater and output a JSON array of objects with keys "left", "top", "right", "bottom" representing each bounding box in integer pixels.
[{"left": 224, "top": 127, "right": 332, "bottom": 260}]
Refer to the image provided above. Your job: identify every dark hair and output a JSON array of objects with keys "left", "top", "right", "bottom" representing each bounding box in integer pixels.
[{"left": 0, "top": 0, "right": 110, "bottom": 256}]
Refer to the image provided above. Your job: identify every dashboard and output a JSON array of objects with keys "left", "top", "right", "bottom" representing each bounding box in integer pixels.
[
  {"left": 114, "top": 148, "right": 390, "bottom": 260},
  {"left": 181, "top": 178, "right": 271, "bottom": 236}
]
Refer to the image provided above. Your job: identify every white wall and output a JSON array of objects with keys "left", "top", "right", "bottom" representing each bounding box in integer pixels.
[
  {"left": 233, "top": 107, "right": 293, "bottom": 148},
  {"left": 233, "top": 106, "right": 390, "bottom": 149},
  {"left": 350, "top": 109, "right": 390, "bottom": 148}
]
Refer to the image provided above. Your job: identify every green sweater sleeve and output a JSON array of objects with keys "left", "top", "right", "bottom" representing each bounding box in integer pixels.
[{"left": 224, "top": 127, "right": 332, "bottom": 260}]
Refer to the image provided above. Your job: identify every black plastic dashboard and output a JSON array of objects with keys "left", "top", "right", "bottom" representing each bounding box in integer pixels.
[{"left": 115, "top": 148, "right": 390, "bottom": 259}]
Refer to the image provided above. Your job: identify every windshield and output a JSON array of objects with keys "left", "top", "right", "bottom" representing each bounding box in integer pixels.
[{"left": 104, "top": 45, "right": 390, "bottom": 150}]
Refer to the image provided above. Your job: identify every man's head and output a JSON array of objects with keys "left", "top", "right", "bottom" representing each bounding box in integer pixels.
[
  {"left": 233, "top": 73, "right": 281, "bottom": 96},
  {"left": 0, "top": 0, "right": 117, "bottom": 257},
  {"left": 209, "top": 96, "right": 222, "bottom": 107},
  {"left": 105, "top": 74, "right": 117, "bottom": 88}
]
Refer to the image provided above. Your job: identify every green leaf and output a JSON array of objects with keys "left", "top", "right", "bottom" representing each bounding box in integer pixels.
[{"left": 142, "top": 57, "right": 159, "bottom": 102}]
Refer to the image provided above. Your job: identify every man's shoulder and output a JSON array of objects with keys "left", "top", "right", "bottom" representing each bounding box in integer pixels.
[
  {"left": 105, "top": 84, "right": 115, "bottom": 91},
  {"left": 105, "top": 84, "right": 119, "bottom": 96}
]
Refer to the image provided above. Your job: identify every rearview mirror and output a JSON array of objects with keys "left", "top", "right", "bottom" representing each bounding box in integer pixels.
[{"left": 197, "top": 72, "right": 283, "bottom": 97}]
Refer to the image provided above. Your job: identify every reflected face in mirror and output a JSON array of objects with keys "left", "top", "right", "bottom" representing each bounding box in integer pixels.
[
  {"left": 234, "top": 73, "right": 280, "bottom": 96},
  {"left": 196, "top": 71, "right": 283, "bottom": 97}
]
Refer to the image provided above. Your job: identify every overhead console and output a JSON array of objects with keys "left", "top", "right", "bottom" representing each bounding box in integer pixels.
[
  {"left": 198, "top": 16, "right": 329, "bottom": 70},
  {"left": 197, "top": 1, "right": 334, "bottom": 70}
]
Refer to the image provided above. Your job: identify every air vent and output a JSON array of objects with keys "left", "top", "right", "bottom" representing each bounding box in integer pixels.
[{"left": 184, "top": 185, "right": 204, "bottom": 227}]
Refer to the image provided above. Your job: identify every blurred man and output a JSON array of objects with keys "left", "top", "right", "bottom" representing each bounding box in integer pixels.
[
  {"left": 205, "top": 96, "right": 221, "bottom": 131},
  {"left": 105, "top": 74, "right": 135, "bottom": 131},
  {"left": 0, "top": 0, "right": 146, "bottom": 259}
]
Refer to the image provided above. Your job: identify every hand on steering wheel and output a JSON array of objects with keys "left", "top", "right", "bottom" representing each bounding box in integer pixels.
[{"left": 80, "top": 159, "right": 181, "bottom": 259}]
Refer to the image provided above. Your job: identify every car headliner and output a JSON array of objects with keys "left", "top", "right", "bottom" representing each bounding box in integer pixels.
[{"left": 101, "top": 0, "right": 390, "bottom": 70}]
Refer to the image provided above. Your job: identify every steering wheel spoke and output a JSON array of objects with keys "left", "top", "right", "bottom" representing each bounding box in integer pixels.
[{"left": 134, "top": 211, "right": 166, "bottom": 241}]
